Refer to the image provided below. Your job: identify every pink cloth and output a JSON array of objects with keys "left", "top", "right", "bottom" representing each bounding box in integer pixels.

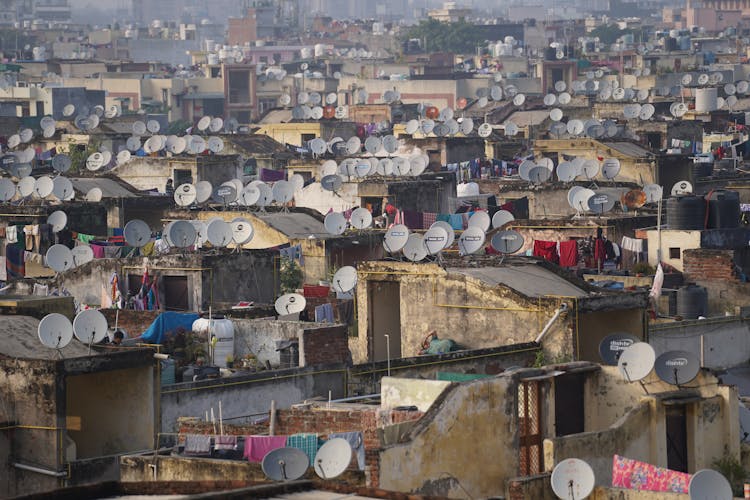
[
  {"left": 90, "top": 244, "right": 105, "bottom": 259},
  {"left": 611, "top": 455, "right": 690, "bottom": 494},
  {"left": 243, "top": 435, "right": 287, "bottom": 462}
]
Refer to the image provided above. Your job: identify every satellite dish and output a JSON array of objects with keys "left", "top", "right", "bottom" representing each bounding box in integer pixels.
[
  {"left": 478, "top": 122, "right": 492, "bottom": 138},
  {"left": 558, "top": 92, "right": 571, "bottom": 105},
  {"left": 332, "top": 266, "right": 358, "bottom": 293},
  {"left": 314, "top": 438, "right": 352, "bottom": 479},
  {"left": 490, "top": 85, "right": 503, "bottom": 101},
  {"left": 423, "top": 225, "right": 449, "bottom": 255},
  {"left": 490, "top": 230, "right": 524, "bottom": 254},
  {"left": 71, "top": 244, "right": 94, "bottom": 267},
  {"left": 86, "top": 152, "right": 104, "bottom": 171},
  {"left": 124, "top": 219, "right": 151, "bottom": 247},
  {"left": 567, "top": 120, "right": 584, "bottom": 136},
  {"left": 556, "top": 162, "right": 576, "bottom": 182},
  {"left": 617, "top": 342, "right": 655, "bottom": 382},
  {"left": 550, "top": 458, "right": 595, "bottom": 500},
  {"left": 458, "top": 226, "right": 485, "bottom": 255},
  {"left": 738, "top": 80, "right": 750, "bottom": 94},
  {"left": 132, "top": 120, "right": 147, "bottom": 136},
  {"left": 671, "top": 180, "right": 692, "bottom": 196},
  {"left": 681, "top": 74, "right": 693, "bottom": 86},
  {"left": 512, "top": 94, "right": 526, "bottom": 106},
  {"left": 345, "top": 136, "right": 361, "bottom": 155},
  {"left": 543, "top": 93, "right": 557, "bottom": 106},
  {"left": 212, "top": 184, "right": 237, "bottom": 205},
  {"left": 207, "top": 136, "right": 224, "bottom": 154},
  {"left": 688, "top": 469, "right": 732, "bottom": 500},
  {"left": 40, "top": 115, "right": 56, "bottom": 131},
  {"left": 529, "top": 166, "right": 551, "bottom": 184},
  {"left": 491, "top": 210, "right": 515, "bottom": 229},
  {"left": 477, "top": 96, "right": 489, "bottom": 108},
  {"left": 324, "top": 212, "right": 347, "bottom": 235},
  {"left": 230, "top": 217, "right": 254, "bottom": 245},
  {"left": 598, "top": 333, "right": 639, "bottom": 365},
  {"left": 655, "top": 350, "right": 700, "bottom": 385},
  {"left": 468, "top": 211, "right": 491, "bottom": 232},
  {"left": 393, "top": 157, "right": 410, "bottom": 176},
  {"left": 410, "top": 156, "right": 427, "bottom": 176},
  {"left": 364, "top": 136, "right": 382, "bottom": 154},
  {"left": 262, "top": 447, "right": 309, "bottom": 481},
  {"left": 601, "top": 158, "right": 620, "bottom": 180},
  {"left": 195, "top": 181, "right": 213, "bottom": 204},
  {"left": 275, "top": 293, "right": 306, "bottom": 315},
  {"left": 48, "top": 210, "right": 67, "bottom": 232},
  {"left": 643, "top": 184, "right": 663, "bottom": 203},
  {"left": 209, "top": 117, "right": 224, "bottom": 133},
  {"left": 382, "top": 135, "right": 398, "bottom": 153},
  {"left": 580, "top": 159, "right": 599, "bottom": 180},
  {"left": 38, "top": 313, "right": 73, "bottom": 349},
  {"left": 62, "top": 104, "right": 75, "bottom": 117},
  {"left": 45, "top": 244, "right": 74, "bottom": 272},
  {"left": 272, "top": 180, "right": 295, "bottom": 204},
  {"left": 571, "top": 188, "right": 595, "bottom": 212},
  {"left": 126, "top": 136, "right": 141, "bottom": 152},
  {"left": 19, "top": 128, "right": 33, "bottom": 143},
  {"left": 174, "top": 183, "right": 197, "bottom": 206},
  {"left": 321, "top": 174, "right": 343, "bottom": 192},
  {"left": 505, "top": 122, "right": 519, "bottom": 137},
  {"left": 636, "top": 88, "right": 649, "bottom": 101},
  {"left": 168, "top": 220, "right": 197, "bottom": 248},
  {"left": 588, "top": 192, "right": 616, "bottom": 214},
  {"left": 169, "top": 137, "right": 187, "bottom": 155},
  {"left": 403, "top": 233, "right": 428, "bottom": 262},
  {"left": 197, "top": 116, "right": 211, "bottom": 132},
  {"left": 349, "top": 207, "right": 372, "bottom": 229},
  {"left": 0, "top": 179, "right": 15, "bottom": 201},
  {"left": 206, "top": 219, "right": 233, "bottom": 247},
  {"left": 17, "top": 176, "right": 34, "bottom": 197},
  {"left": 384, "top": 224, "right": 410, "bottom": 253},
  {"left": 421, "top": 119, "right": 435, "bottom": 134},
  {"left": 189, "top": 136, "right": 206, "bottom": 154},
  {"left": 239, "top": 184, "right": 261, "bottom": 206},
  {"left": 34, "top": 176, "right": 54, "bottom": 198},
  {"left": 518, "top": 160, "right": 535, "bottom": 181},
  {"left": 256, "top": 183, "right": 274, "bottom": 207},
  {"left": 549, "top": 108, "right": 563, "bottom": 122},
  {"left": 548, "top": 122, "right": 567, "bottom": 138},
  {"left": 639, "top": 103, "right": 655, "bottom": 120},
  {"left": 405, "top": 119, "right": 420, "bottom": 135},
  {"left": 622, "top": 189, "right": 647, "bottom": 209},
  {"left": 460, "top": 118, "right": 474, "bottom": 135},
  {"left": 146, "top": 119, "right": 160, "bottom": 134},
  {"left": 72, "top": 309, "right": 108, "bottom": 344},
  {"left": 554, "top": 80, "right": 567, "bottom": 92}
]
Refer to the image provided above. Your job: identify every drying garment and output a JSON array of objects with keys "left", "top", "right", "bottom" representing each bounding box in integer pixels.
[
  {"left": 5, "top": 244, "right": 24, "bottom": 279},
  {"left": 533, "top": 240, "right": 559, "bottom": 264},
  {"left": 594, "top": 238, "right": 606, "bottom": 267},
  {"left": 243, "top": 435, "right": 287, "bottom": 463},
  {"left": 286, "top": 433, "right": 320, "bottom": 466},
  {"left": 611, "top": 454, "right": 690, "bottom": 494},
  {"left": 402, "top": 209, "right": 422, "bottom": 230},
  {"left": 184, "top": 434, "right": 211, "bottom": 455},
  {"left": 315, "top": 303, "right": 334, "bottom": 323},
  {"left": 558, "top": 240, "right": 579, "bottom": 267},
  {"left": 214, "top": 435, "right": 237, "bottom": 451},
  {"left": 329, "top": 431, "right": 365, "bottom": 470},
  {"left": 5, "top": 225, "right": 17, "bottom": 244}
]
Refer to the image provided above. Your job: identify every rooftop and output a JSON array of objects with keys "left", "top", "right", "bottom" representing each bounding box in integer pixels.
[
  {"left": 448, "top": 264, "right": 588, "bottom": 298},
  {"left": 0, "top": 314, "right": 93, "bottom": 359},
  {"left": 69, "top": 176, "right": 140, "bottom": 198},
  {"left": 256, "top": 211, "right": 326, "bottom": 239}
]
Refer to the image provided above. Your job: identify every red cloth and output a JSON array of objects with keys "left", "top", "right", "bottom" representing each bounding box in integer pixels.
[
  {"left": 303, "top": 285, "right": 330, "bottom": 298},
  {"left": 594, "top": 238, "right": 606, "bottom": 267},
  {"left": 612, "top": 454, "right": 690, "bottom": 493},
  {"left": 243, "top": 435, "right": 287, "bottom": 463},
  {"left": 559, "top": 240, "right": 578, "bottom": 267},
  {"left": 533, "top": 240, "right": 559, "bottom": 264}
]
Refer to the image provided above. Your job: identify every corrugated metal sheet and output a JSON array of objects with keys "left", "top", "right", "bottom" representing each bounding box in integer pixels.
[
  {"left": 69, "top": 177, "right": 138, "bottom": 198},
  {"left": 448, "top": 265, "right": 587, "bottom": 298},
  {"left": 256, "top": 212, "right": 326, "bottom": 238},
  {"left": 600, "top": 141, "right": 653, "bottom": 158}
]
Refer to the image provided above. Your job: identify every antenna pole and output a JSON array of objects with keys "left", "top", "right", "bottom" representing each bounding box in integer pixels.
[
  {"left": 219, "top": 401, "right": 223, "bottom": 436},
  {"left": 385, "top": 334, "right": 391, "bottom": 376}
]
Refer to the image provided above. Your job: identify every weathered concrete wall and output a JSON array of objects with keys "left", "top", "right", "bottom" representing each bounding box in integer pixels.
[
  {"left": 379, "top": 377, "right": 517, "bottom": 498},
  {"left": 695, "top": 279, "right": 750, "bottom": 316},
  {"left": 120, "top": 454, "right": 267, "bottom": 482},
  {"left": 577, "top": 308, "right": 646, "bottom": 363},
  {"left": 646, "top": 229, "right": 701, "bottom": 271},
  {"left": 159, "top": 365, "right": 347, "bottom": 432},
  {"left": 202, "top": 251, "right": 278, "bottom": 308},
  {"left": 380, "top": 377, "right": 451, "bottom": 412},
  {"left": 649, "top": 316, "right": 750, "bottom": 370},
  {"left": 294, "top": 182, "right": 359, "bottom": 215},
  {"left": 111, "top": 156, "right": 241, "bottom": 193},
  {"left": 65, "top": 365, "right": 155, "bottom": 459}
]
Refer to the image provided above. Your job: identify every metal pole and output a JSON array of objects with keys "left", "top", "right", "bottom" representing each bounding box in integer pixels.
[{"left": 385, "top": 334, "right": 391, "bottom": 376}]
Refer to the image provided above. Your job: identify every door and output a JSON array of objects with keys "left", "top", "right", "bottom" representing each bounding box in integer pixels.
[
  {"left": 518, "top": 380, "right": 543, "bottom": 476},
  {"left": 368, "top": 281, "right": 401, "bottom": 362},
  {"left": 666, "top": 405, "right": 688, "bottom": 472},
  {"left": 555, "top": 372, "right": 585, "bottom": 436},
  {"left": 163, "top": 276, "right": 189, "bottom": 311}
]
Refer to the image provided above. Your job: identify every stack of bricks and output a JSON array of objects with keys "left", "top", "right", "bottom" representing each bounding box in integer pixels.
[
  {"left": 683, "top": 249, "right": 738, "bottom": 282},
  {"left": 177, "top": 417, "right": 269, "bottom": 437},
  {"left": 301, "top": 325, "right": 352, "bottom": 366}
]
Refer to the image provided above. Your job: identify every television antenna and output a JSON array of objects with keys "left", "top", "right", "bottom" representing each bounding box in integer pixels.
[
  {"left": 262, "top": 447, "right": 309, "bottom": 481},
  {"left": 654, "top": 350, "right": 700, "bottom": 386},
  {"left": 73, "top": 309, "right": 108, "bottom": 353},
  {"left": 38, "top": 313, "right": 74, "bottom": 355},
  {"left": 275, "top": 293, "right": 306, "bottom": 316},
  {"left": 550, "top": 458, "right": 595, "bottom": 500},
  {"left": 314, "top": 438, "right": 352, "bottom": 479},
  {"left": 332, "top": 266, "right": 358, "bottom": 293},
  {"left": 587, "top": 192, "right": 616, "bottom": 215},
  {"left": 34, "top": 176, "right": 54, "bottom": 199}
]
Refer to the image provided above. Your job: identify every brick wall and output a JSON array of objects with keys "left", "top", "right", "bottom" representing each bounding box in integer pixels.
[
  {"left": 101, "top": 309, "right": 160, "bottom": 338},
  {"left": 301, "top": 325, "right": 352, "bottom": 366},
  {"left": 683, "top": 249, "right": 738, "bottom": 282}
]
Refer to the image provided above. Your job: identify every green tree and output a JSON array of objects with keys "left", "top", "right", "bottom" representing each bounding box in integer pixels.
[
  {"left": 401, "top": 18, "right": 485, "bottom": 54},
  {"left": 588, "top": 24, "right": 631, "bottom": 45},
  {"left": 279, "top": 257, "right": 303, "bottom": 294}
]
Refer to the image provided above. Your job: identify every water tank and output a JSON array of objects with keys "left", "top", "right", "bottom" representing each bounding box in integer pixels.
[
  {"left": 192, "top": 316, "right": 235, "bottom": 368},
  {"left": 679, "top": 35, "right": 691, "bottom": 51},
  {"left": 255, "top": 39, "right": 265, "bottom": 47},
  {"left": 504, "top": 36, "right": 515, "bottom": 44},
  {"left": 667, "top": 195, "right": 706, "bottom": 230},
  {"left": 622, "top": 33, "right": 634, "bottom": 45},
  {"left": 692, "top": 161, "right": 712, "bottom": 179},
  {"left": 676, "top": 284, "right": 708, "bottom": 319},
  {"left": 695, "top": 87, "right": 718, "bottom": 112},
  {"left": 544, "top": 47, "right": 557, "bottom": 60},
  {"left": 665, "top": 37, "right": 677, "bottom": 51},
  {"left": 669, "top": 29, "right": 680, "bottom": 38},
  {"left": 498, "top": 43, "right": 513, "bottom": 56},
  {"left": 705, "top": 190, "right": 740, "bottom": 229},
  {"left": 160, "top": 359, "right": 176, "bottom": 385}
]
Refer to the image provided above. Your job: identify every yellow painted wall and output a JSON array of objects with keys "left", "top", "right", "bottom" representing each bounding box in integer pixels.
[
  {"left": 645, "top": 229, "right": 701, "bottom": 271},
  {"left": 255, "top": 123, "right": 322, "bottom": 146}
]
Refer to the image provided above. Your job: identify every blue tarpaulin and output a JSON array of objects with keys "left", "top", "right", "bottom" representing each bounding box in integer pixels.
[{"left": 140, "top": 312, "right": 199, "bottom": 344}]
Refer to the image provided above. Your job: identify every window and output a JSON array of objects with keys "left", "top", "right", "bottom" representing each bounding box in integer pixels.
[
  {"left": 669, "top": 247, "right": 681, "bottom": 259},
  {"left": 301, "top": 133, "right": 316, "bottom": 143}
]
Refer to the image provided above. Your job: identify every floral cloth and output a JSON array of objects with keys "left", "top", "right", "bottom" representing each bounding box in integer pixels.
[{"left": 611, "top": 455, "right": 690, "bottom": 494}]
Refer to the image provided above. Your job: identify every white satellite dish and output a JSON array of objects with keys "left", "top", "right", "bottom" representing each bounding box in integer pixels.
[
  {"left": 601, "top": 158, "right": 620, "bottom": 180},
  {"left": 146, "top": 119, "right": 160, "bottom": 134},
  {"left": 209, "top": 117, "right": 224, "bottom": 133},
  {"left": 617, "top": 342, "right": 655, "bottom": 382},
  {"left": 580, "top": 159, "right": 599, "bottom": 180},
  {"left": 458, "top": 226, "right": 485, "bottom": 255},
  {"left": 174, "top": 183, "right": 197, "bottom": 206},
  {"left": 0, "top": 179, "right": 15, "bottom": 201},
  {"left": 263, "top": 447, "right": 309, "bottom": 481},
  {"left": 512, "top": 94, "right": 526, "bottom": 106},
  {"left": 85, "top": 187, "right": 102, "bottom": 202},
  {"left": 403, "top": 234, "right": 428, "bottom": 262},
  {"left": 639, "top": 103, "right": 655, "bottom": 120},
  {"left": 550, "top": 458, "right": 595, "bottom": 500},
  {"left": 543, "top": 93, "right": 557, "bottom": 106},
  {"left": 197, "top": 116, "right": 211, "bottom": 132},
  {"left": 571, "top": 188, "right": 595, "bottom": 212},
  {"left": 460, "top": 118, "right": 474, "bottom": 135},
  {"left": 272, "top": 180, "right": 295, "bottom": 204},
  {"left": 468, "top": 211, "right": 491, "bottom": 232},
  {"left": 275, "top": 293, "right": 306, "bottom": 315},
  {"left": 124, "top": 219, "right": 151, "bottom": 247},
  {"left": 189, "top": 136, "right": 206, "bottom": 154},
  {"left": 38, "top": 313, "right": 73, "bottom": 350},
  {"left": 34, "top": 176, "right": 54, "bottom": 198},
  {"left": 688, "top": 469, "right": 732, "bottom": 499},
  {"left": 332, "top": 266, "right": 358, "bottom": 293},
  {"left": 86, "top": 152, "right": 104, "bottom": 171},
  {"left": 207, "top": 136, "right": 224, "bottom": 153},
  {"left": 345, "top": 136, "right": 361, "bottom": 155},
  {"left": 423, "top": 225, "right": 449, "bottom": 255},
  {"left": 393, "top": 157, "right": 410, "bottom": 176},
  {"left": 73, "top": 309, "right": 108, "bottom": 344},
  {"left": 549, "top": 108, "right": 563, "bottom": 121},
  {"left": 567, "top": 120, "right": 584, "bottom": 136},
  {"left": 230, "top": 217, "right": 254, "bottom": 245},
  {"left": 193, "top": 181, "right": 212, "bottom": 204},
  {"left": 132, "top": 121, "right": 147, "bottom": 136},
  {"left": 71, "top": 244, "right": 94, "bottom": 267},
  {"left": 554, "top": 80, "right": 567, "bottom": 92},
  {"left": 17, "top": 176, "right": 34, "bottom": 197},
  {"left": 239, "top": 184, "right": 261, "bottom": 206},
  {"left": 643, "top": 184, "right": 663, "bottom": 203},
  {"left": 364, "top": 136, "right": 382, "bottom": 154},
  {"left": 19, "top": 128, "right": 33, "bottom": 143},
  {"left": 324, "top": 212, "right": 347, "bottom": 235},
  {"left": 557, "top": 92, "right": 571, "bottom": 105},
  {"left": 410, "top": 156, "right": 427, "bottom": 176},
  {"left": 62, "top": 104, "right": 75, "bottom": 117},
  {"left": 557, "top": 162, "right": 576, "bottom": 182},
  {"left": 382, "top": 135, "right": 398, "bottom": 153},
  {"left": 314, "top": 438, "right": 352, "bottom": 480},
  {"left": 491, "top": 210, "right": 515, "bottom": 229},
  {"left": 421, "top": 119, "right": 435, "bottom": 134},
  {"left": 206, "top": 219, "right": 233, "bottom": 247},
  {"left": 168, "top": 220, "right": 197, "bottom": 248},
  {"left": 478, "top": 122, "right": 492, "bottom": 138},
  {"left": 350, "top": 207, "right": 372, "bottom": 229},
  {"left": 40, "top": 115, "right": 56, "bottom": 131},
  {"left": 505, "top": 122, "right": 519, "bottom": 137},
  {"left": 671, "top": 180, "right": 692, "bottom": 196},
  {"left": 405, "top": 119, "right": 420, "bottom": 135},
  {"left": 518, "top": 160, "right": 535, "bottom": 181},
  {"left": 45, "top": 244, "right": 74, "bottom": 272},
  {"left": 529, "top": 166, "right": 551, "bottom": 184},
  {"left": 126, "top": 136, "right": 141, "bottom": 152},
  {"left": 384, "top": 224, "right": 410, "bottom": 253}
]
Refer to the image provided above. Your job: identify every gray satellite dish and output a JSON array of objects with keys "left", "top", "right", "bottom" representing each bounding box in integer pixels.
[
  {"left": 52, "top": 177, "right": 74, "bottom": 201},
  {"left": 17, "top": 177, "right": 34, "bottom": 197},
  {"left": 550, "top": 458, "right": 595, "bottom": 500},
  {"left": 580, "top": 159, "right": 599, "bottom": 180},
  {"left": 345, "top": 136, "right": 361, "bottom": 155},
  {"left": 655, "top": 350, "right": 700, "bottom": 385},
  {"left": 195, "top": 181, "right": 213, "bottom": 204},
  {"left": 0, "top": 153, "right": 16, "bottom": 171},
  {"left": 45, "top": 244, "right": 73, "bottom": 272},
  {"left": 257, "top": 183, "right": 273, "bottom": 207},
  {"left": 34, "top": 176, "right": 54, "bottom": 198},
  {"left": 643, "top": 184, "right": 663, "bottom": 203},
  {"left": 688, "top": 469, "right": 732, "bottom": 500},
  {"left": 423, "top": 225, "right": 449, "bottom": 255},
  {"left": 321, "top": 174, "right": 343, "bottom": 192},
  {"left": 601, "top": 159, "right": 620, "bottom": 180},
  {"left": 85, "top": 187, "right": 102, "bottom": 202},
  {"left": 460, "top": 118, "right": 474, "bottom": 135},
  {"left": 117, "top": 149, "right": 132, "bottom": 165},
  {"left": 124, "top": 219, "right": 151, "bottom": 247},
  {"left": 126, "top": 136, "right": 141, "bottom": 152},
  {"left": 73, "top": 309, "right": 108, "bottom": 344},
  {"left": 309, "top": 138, "right": 327, "bottom": 156},
  {"left": 382, "top": 135, "right": 398, "bottom": 153},
  {"left": 174, "top": 183, "right": 197, "bottom": 206},
  {"left": 384, "top": 224, "right": 409, "bottom": 253},
  {"left": 132, "top": 121, "right": 147, "bottom": 136},
  {"left": 350, "top": 208, "right": 372, "bottom": 229},
  {"left": 146, "top": 119, "right": 160, "bottom": 134},
  {"left": 230, "top": 217, "right": 254, "bottom": 245},
  {"left": 393, "top": 157, "right": 410, "bottom": 176},
  {"left": 598, "top": 333, "right": 639, "bottom": 366},
  {"left": 405, "top": 120, "right": 420, "bottom": 135},
  {"left": 364, "top": 136, "right": 382, "bottom": 154},
  {"left": 324, "top": 212, "right": 347, "bottom": 235},
  {"left": 38, "top": 313, "right": 73, "bottom": 350},
  {"left": 617, "top": 342, "right": 655, "bottom": 382},
  {"left": 209, "top": 117, "right": 224, "bottom": 133},
  {"left": 51, "top": 154, "right": 71, "bottom": 173},
  {"left": 490, "top": 230, "right": 524, "bottom": 254},
  {"left": 0, "top": 179, "right": 14, "bottom": 201},
  {"left": 529, "top": 166, "right": 551, "bottom": 184},
  {"left": 314, "top": 437, "right": 352, "bottom": 479},
  {"left": 168, "top": 220, "right": 197, "bottom": 248},
  {"left": 491, "top": 210, "right": 515, "bottom": 229},
  {"left": 207, "top": 136, "right": 224, "bottom": 153},
  {"left": 275, "top": 293, "right": 306, "bottom": 315},
  {"left": 48, "top": 211, "right": 67, "bottom": 232},
  {"left": 557, "top": 162, "right": 576, "bottom": 182},
  {"left": 262, "top": 447, "right": 309, "bottom": 481},
  {"left": 587, "top": 192, "right": 616, "bottom": 214},
  {"left": 458, "top": 226, "right": 485, "bottom": 256},
  {"left": 272, "top": 180, "right": 295, "bottom": 204},
  {"left": 239, "top": 184, "right": 261, "bottom": 206},
  {"left": 206, "top": 219, "right": 233, "bottom": 247},
  {"left": 332, "top": 266, "right": 358, "bottom": 293},
  {"left": 430, "top": 221, "right": 455, "bottom": 248},
  {"left": 468, "top": 211, "right": 491, "bottom": 232},
  {"left": 71, "top": 244, "right": 94, "bottom": 267},
  {"left": 212, "top": 184, "right": 236, "bottom": 205},
  {"left": 403, "top": 233, "right": 428, "bottom": 262}
]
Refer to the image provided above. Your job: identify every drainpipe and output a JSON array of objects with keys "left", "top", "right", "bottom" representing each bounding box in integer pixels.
[
  {"left": 13, "top": 462, "right": 67, "bottom": 477},
  {"left": 535, "top": 303, "right": 568, "bottom": 344}
]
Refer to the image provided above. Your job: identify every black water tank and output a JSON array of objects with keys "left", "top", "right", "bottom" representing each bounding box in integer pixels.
[
  {"left": 667, "top": 195, "right": 706, "bottom": 230},
  {"left": 691, "top": 161, "right": 712, "bottom": 179},
  {"left": 676, "top": 284, "right": 708, "bottom": 319},
  {"left": 705, "top": 190, "right": 740, "bottom": 229},
  {"left": 665, "top": 37, "right": 678, "bottom": 51},
  {"left": 544, "top": 47, "right": 557, "bottom": 60}
]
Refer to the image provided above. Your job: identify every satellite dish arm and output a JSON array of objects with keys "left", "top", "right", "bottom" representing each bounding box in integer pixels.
[{"left": 535, "top": 303, "right": 568, "bottom": 344}]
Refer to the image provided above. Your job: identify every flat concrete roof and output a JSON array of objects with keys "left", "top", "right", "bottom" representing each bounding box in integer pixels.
[{"left": 449, "top": 265, "right": 588, "bottom": 298}]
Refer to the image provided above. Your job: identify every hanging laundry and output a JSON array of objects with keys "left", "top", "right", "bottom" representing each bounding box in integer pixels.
[
  {"left": 184, "top": 434, "right": 211, "bottom": 456},
  {"left": 533, "top": 240, "right": 559, "bottom": 264},
  {"left": 244, "top": 435, "right": 287, "bottom": 463},
  {"left": 90, "top": 244, "right": 105, "bottom": 259},
  {"left": 329, "top": 431, "right": 365, "bottom": 470},
  {"left": 6, "top": 244, "right": 25, "bottom": 279},
  {"left": 558, "top": 240, "right": 579, "bottom": 267},
  {"left": 286, "top": 433, "right": 320, "bottom": 465},
  {"left": 402, "top": 210, "right": 422, "bottom": 230},
  {"left": 315, "top": 303, "right": 334, "bottom": 323},
  {"left": 422, "top": 212, "right": 437, "bottom": 228},
  {"left": 214, "top": 435, "right": 237, "bottom": 451},
  {"left": 5, "top": 225, "right": 17, "bottom": 244}
]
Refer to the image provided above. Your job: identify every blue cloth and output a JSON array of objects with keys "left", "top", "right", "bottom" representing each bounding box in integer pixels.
[
  {"left": 140, "top": 311, "right": 199, "bottom": 343},
  {"left": 329, "top": 431, "right": 364, "bottom": 470},
  {"left": 448, "top": 214, "right": 463, "bottom": 231},
  {"left": 315, "top": 303, "right": 334, "bottom": 323},
  {"left": 286, "top": 433, "right": 319, "bottom": 465}
]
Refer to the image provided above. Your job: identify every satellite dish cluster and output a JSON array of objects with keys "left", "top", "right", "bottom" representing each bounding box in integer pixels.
[
  {"left": 284, "top": 89, "right": 353, "bottom": 121},
  {"left": 173, "top": 175, "right": 303, "bottom": 210},
  {"left": 37, "top": 308, "right": 109, "bottom": 352}
]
